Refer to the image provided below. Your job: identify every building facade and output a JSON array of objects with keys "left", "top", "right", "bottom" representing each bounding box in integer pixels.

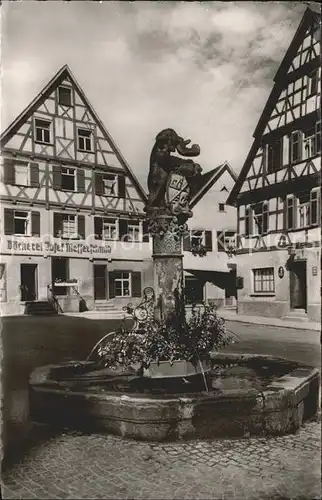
[
  {"left": 182, "top": 162, "right": 238, "bottom": 308},
  {"left": 0, "top": 65, "right": 152, "bottom": 315},
  {"left": 227, "top": 7, "right": 321, "bottom": 322}
]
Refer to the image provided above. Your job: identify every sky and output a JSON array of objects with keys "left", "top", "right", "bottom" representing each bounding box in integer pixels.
[{"left": 0, "top": 1, "right": 312, "bottom": 190}]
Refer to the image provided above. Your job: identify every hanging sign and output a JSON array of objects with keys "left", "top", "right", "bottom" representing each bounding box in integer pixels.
[{"left": 278, "top": 266, "right": 284, "bottom": 278}]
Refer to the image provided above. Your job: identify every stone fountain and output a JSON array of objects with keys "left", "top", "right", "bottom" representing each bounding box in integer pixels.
[{"left": 29, "top": 129, "right": 320, "bottom": 441}]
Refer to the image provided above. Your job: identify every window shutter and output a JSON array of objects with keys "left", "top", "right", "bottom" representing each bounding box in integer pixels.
[
  {"left": 118, "top": 175, "right": 126, "bottom": 198},
  {"left": 3, "top": 158, "right": 15, "bottom": 185},
  {"left": 53, "top": 213, "right": 62, "bottom": 237},
  {"left": 245, "top": 207, "right": 253, "bottom": 236},
  {"left": 52, "top": 165, "right": 62, "bottom": 190},
  {"left": 77, "top": 215, "right": 85, "bottom": 239},
  {"left": 119, "top": 219, "right": 128, "bottom": 241},
  {"left": 30, "top": 162, "right": 39, "bottom": 187},
  {"left": 95, "top": 173, "right": 104, "bottom": 196},
  {"left": 283, "top": 198, "right": 287, "bottom": 230},
  {"left": 205, "top": 231, "right": 213, "bottom": 251},
  {"left": 94, "top": 217, "right": 103, "bottom": 239},
  {"left": 182, "top": 232, "right": 191, "bottom": 251},
  {"left": 282, "top": 136, "right": 289, "bottom": 166},
  {"left": 4, "top": 208, "right": 14, "bottom": 235},
  {"left": 108, "top": 272, "right": 115, "bottom": 299},
  {"left": 77, "top": 169, "right": 85, "bottom": 193},
  {"left": 217, "top": 231, "right": 225, "bottom": 252},
  {"left": 263, "top": 203, "right": 269, "bottom": 234},
  {"left": 293, "top": 196, "right": 297, "bottom": 229},
  {"left": 142, "top": 220, "right": 149, "bottom": 242},
  {"left": 31, "top": 211, "right": 40, "bottom": 236},
  {"left": 131, "top": 272, "right": 142, "bottom": 298}
]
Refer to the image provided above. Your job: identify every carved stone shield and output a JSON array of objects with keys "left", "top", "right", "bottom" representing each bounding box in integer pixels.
[{"left": 166, "top": 172, "right": 191, "bottom": 216}]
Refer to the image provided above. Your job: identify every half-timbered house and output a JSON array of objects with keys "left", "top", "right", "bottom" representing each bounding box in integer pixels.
[
  {"left": 0, "top": 65, "right": 152, "bottom": 315},
  {"left": 182, "top": 162, "right": 238, "bottom": 308},
  {"left": 227, "top": 7, "right": 321, "bottom": 322}
]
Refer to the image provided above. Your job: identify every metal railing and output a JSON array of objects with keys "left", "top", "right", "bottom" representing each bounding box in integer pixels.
[{"left": 47, "top": 285, "right": 63, "bottom": 313}]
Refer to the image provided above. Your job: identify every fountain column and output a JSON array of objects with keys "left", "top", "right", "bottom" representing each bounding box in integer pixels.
[{"left": 150, "top": 214, "right": 185, "bottom": 325}]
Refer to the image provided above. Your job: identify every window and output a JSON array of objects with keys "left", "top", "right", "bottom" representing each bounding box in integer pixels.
[
  {"left": 305, "top": 121, "right": 321, "bottom": 158},
  {"left": 35, "top": 119, "right": 51, "bottom": 144},
  {"left": 61, "top": 167, "right": 76, "bottom": 191},
  {"left": 286, "top": 195, "right": 296, "bottom": 230},
  {"left": 245, "top": 206, "right": 253, "bottom": 236},
  {"left": 103, "top": 174, "right": 117, "bottom": 196},
  {"left": 14, "top": 211, "right": 30, "bottom": 235},
  {"left": 114, "top": 272, "right": 131, "bottom": 297},
  {"left": 298, "top": 192, "right": 310, "bottom": 228},
  {"left": 217, "top": 231, "right": 236, "bottom": 252},
  {"left": 14, "top": 163, "right": 30, "bottom": 186},
  {"left": 308, "top": 70, "right": 318, "bottom": 97},
  {"left": 127, "top": 219, "right": 141, "bottom": 242},
  {"left": 77, "top": 129, "right": 92, "bottom": 152},
  {"left": 219, "top": 203, "right": 225, "bottom": 212},
  {"left": 290, "top": 131, "right": 302, "bottom": 164},
  {"left": 190, "top": 230, "right": 205, "bottom": 248},
  {"left": 267, "top": 139, "right": 282, "bottom": 172},
  {"left": 310, "top": 189, "right": 320, "bottom": 226},
  {"left": 253, "top": 202, "right": 268, "bottom": 235},
  {"left": 62, "top": 214, "right": 77, "bottom": 239},
  {"left": 58, "top": 86, "right": 72, "bottom": 106},
  {"left": 102, "top": 218, "right": 118, "bottom": 241},
  {"left": 253, "top": 268, "right": 275, "bottom": 294}
]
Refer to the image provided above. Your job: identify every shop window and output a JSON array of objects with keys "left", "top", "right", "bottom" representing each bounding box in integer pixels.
[
  {"left": 35, "top": 118, "right": 51, "bottom": 144},
  {"left": 77, "top": 128, "right": 92, "bottom": 152},
  {"left": 61, "top": 167, "right": 76, "bottom": 191},
  {"left": 58, "top": 86, "right": 72, "bottom": 106},
  {"left": 253, "top": 268, "right": 275, "bottom": 294}
]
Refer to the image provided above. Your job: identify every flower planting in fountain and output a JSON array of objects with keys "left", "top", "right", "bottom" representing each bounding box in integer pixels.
[{"left": 96, "top": 301, "right": 233, "bottom": 372}]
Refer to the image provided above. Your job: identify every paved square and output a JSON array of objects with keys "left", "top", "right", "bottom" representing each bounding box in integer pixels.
[{"left": 2, "top": 418, "right": 321, "bottom": 500}]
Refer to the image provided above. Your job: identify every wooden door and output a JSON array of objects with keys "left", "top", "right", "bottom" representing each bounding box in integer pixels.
[
  {"left": 94, "top": 265, "right": 107, "bottom": 300},
  {"left": 290, "top": 261, "right": 307, "bottom": 310},
  {"left": 20, "top": 264, "right": 37, "bottom": 301}
]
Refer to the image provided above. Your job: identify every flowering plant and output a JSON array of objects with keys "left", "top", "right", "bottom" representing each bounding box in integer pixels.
[
  {"left": 191, "top": 244, "right": 207, "bottom": 257},
  {"left": 96, "top": 301, "right": 233, "bottom": 370}
]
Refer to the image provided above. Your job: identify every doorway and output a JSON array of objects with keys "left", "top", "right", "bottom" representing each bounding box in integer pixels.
[
  {"left": 289, "top": 260, "right": 307, "bottom": 310},
  {"left": 20, "top": 264, "right": 37, "bottom": 301},
  {"left": 184, "top": 276, "right": 204, "bottom": 304},
  {"left": 94, "top": 265, "right": 107, "bottom": 300}
]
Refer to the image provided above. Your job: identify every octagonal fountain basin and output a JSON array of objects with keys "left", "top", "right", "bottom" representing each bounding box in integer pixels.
[{"left": 29, "top": 353, "right": 320, "bottom": 442}]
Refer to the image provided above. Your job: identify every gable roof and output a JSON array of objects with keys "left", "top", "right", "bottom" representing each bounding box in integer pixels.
[
  {"left": 226, "top": 6, "right": 321, "bottom": 207},
  {"left": 190, "top": 161, "right": 237, "bottom": 208},
  {"left": 0, "top": 64, "right": 148, "bottom": 204}
]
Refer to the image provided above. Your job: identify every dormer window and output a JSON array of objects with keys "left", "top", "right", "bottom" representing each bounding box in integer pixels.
[
  {"left": 58, "top": 86, "right": 72, "bottom": 106},
  {"left": 77, "top": 128, "right": 92, "bottom": 152},
  {"left": 35, "top": 119, "right": 51, "bottom": 144}
]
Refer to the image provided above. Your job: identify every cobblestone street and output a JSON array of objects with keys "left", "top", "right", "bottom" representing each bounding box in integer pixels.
[{"left": 2, "top": 418, "right": 320, "bottom": 500}]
